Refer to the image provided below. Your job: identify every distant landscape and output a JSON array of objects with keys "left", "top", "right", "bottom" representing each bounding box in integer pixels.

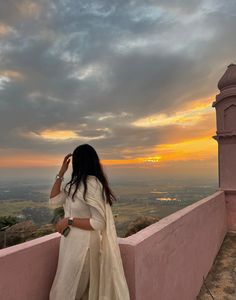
[{"left": 0, "top": 178, "right": 218, "bottom": 238}]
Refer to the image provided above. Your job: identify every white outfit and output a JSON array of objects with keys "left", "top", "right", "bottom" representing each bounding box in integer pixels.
[{"left": 49, "top": 175, "right": 130, "bottom": 300}]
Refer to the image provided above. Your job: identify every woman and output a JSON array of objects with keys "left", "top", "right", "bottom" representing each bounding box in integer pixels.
[{"left": 49, "top": 144, "right": 130, "bottom": 300}]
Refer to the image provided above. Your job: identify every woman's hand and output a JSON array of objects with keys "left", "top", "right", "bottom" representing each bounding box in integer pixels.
[
  {"left": 49, "top": 153, "right": 72, "bottom": 199},
  {"left": 56, "top": 217, "right": 69, "bottom": 234},
  {"left": 58, "top": 153, "right": 72, "bottom": 176}
]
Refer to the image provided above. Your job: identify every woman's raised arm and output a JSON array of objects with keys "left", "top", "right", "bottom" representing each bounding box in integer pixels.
[
  {"left": 49, "top": 153, "right": 72, "bottom": 208},
  {"left": 49, "top": 153, "right": 72, "bottom": 198}
]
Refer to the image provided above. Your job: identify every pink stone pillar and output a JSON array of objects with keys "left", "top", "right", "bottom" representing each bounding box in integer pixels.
[{"left": 213, "top": 63, "right": 236, "bottom": 230}]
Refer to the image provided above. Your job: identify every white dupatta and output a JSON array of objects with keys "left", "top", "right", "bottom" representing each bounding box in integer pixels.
[{"left": 85, "top": 181, "right": 130, "bottom": 300}]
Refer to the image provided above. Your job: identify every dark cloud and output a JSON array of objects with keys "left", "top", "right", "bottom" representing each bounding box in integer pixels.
[
  {"left": 0, "top": 0, "right": 235, "bottom": 161},
  {"left": 149, "top": 0, "right": 204, "bottom": 14}
]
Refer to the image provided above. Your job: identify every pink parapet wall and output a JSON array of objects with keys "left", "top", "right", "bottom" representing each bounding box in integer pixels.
[
  {"left": 122, "top": 191, "right": 227, "bottom": 300},
  {"left": 0, "top": 191, "right": 227, "bottom": 300},
  {"left": 213, "top": 63, "right": 236, "bottom": 231},
  {"left": 0, "top": 233, "right": 60, "bottom": 300}
]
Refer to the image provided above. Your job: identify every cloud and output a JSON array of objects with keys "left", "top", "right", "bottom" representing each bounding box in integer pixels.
[
  {"left": 0, "top": 0, "right": 234, "bottom": 173},
  {"left": 132, "top": 100, "right": 212, "bottom": 128}
]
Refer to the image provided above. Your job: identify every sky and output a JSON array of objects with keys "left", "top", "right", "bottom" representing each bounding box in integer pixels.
[{"left": 0, "top": 0, "right": 235, "bottom": 183}]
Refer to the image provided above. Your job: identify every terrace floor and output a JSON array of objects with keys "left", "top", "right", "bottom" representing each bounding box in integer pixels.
[{"left": 197, "top": 231, "right": 236, "bottom": 300}]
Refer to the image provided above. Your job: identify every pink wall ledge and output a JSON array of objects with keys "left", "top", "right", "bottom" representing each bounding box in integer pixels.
[
  {"left": 119, "top": 191, "right": 227, "bottom": 300},
  {"left": 0, "top": 191, "right": 227, "bottom": 300},
  {"left": 0, "top": 233, "right": 61, "bottom": 300}
]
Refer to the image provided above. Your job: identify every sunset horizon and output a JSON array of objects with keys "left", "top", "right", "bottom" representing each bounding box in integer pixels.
[{"left": 1, "top": 1, "right": 233, "bottom": 183}]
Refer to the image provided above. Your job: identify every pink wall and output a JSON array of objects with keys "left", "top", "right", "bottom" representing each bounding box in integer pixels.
[
  {"left": 0, "top": 233, "right": 61, "bottom": 300},
  {"left": 225, "top": 190, "right": 236, "bottom": 230},
  {"left": 121, "top": 191, "right": 227, "bottom": 300},
  {"left": 0, "top": 191, "right": 227, "bottom": 300}
]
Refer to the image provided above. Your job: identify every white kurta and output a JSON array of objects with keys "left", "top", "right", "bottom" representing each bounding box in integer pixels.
[{"left": 48, "top": 175, "right": 130, "bottom": 300}]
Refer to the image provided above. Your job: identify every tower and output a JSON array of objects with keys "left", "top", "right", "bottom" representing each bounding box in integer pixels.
[{"left": 213, "top": 63, "right": 236, "bottom": 230}]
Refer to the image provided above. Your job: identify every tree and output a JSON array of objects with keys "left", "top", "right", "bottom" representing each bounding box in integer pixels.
[
  {"left": 50, "top": 206, "right": 65, "bottom": 224},
  {"left": 124, "top": 215, "right": 160, "bottom": 237},
  {"left": 0, "top": 215, "right": 19, "bottom": 230}
]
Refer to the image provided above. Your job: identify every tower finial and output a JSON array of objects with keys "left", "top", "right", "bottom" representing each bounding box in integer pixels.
[{"left": 218, "top": 63, "right": 236, "bottom": 91}]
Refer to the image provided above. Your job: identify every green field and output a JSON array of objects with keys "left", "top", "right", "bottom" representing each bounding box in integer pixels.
[{"left": 0, "top": 200, "right": 50, "bottom": 217}]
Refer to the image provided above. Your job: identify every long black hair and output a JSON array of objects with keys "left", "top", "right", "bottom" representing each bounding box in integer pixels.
[{"left": 64, "top": 144, "right": 116, "bottom": 206}]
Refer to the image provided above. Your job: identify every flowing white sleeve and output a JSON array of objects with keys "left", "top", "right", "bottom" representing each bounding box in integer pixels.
[
  {"left": 86, "top": 177, "right": 106, "bottom": 231},
  {"left": 89, "top": 206, "right": 106, "bottom": 231},
  {"left": 49, "top": 189, "right": 67, "bottom": 208}
]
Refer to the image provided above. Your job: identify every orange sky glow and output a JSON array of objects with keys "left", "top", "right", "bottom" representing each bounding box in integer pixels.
[{"left": 0, "top": 95, "right": 217, "bottom": 169}]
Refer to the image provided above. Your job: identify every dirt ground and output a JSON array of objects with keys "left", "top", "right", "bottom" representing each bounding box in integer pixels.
[{"left": 197, "top": 232, "right": 236, "bottom": 300}]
